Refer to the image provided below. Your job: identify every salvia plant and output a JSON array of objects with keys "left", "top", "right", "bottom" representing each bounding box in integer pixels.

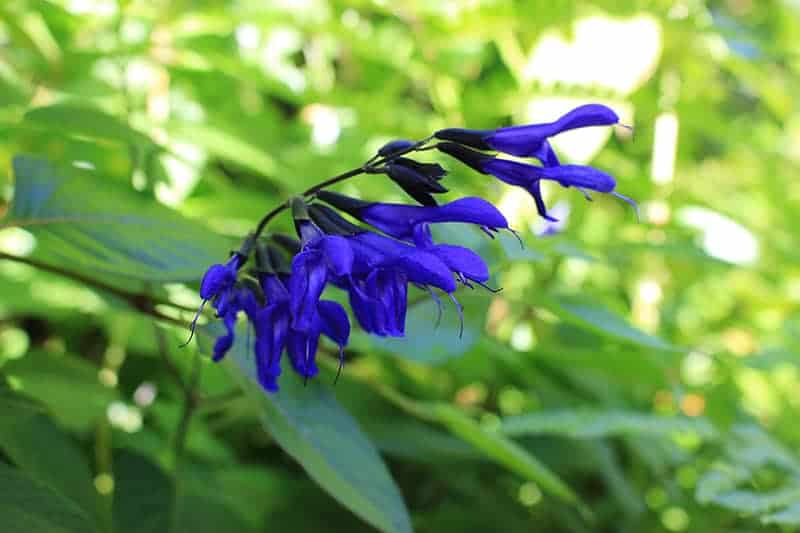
[{"left": 188, "top": 103, "right": 636, "bottom": 392}]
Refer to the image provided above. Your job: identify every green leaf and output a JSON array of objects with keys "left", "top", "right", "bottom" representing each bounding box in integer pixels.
[
  {"left": 4, "top": 155, "right": 231, "bottom": 281},
  {"left": 0, "top": 463, "right": 97, "bottom": 533},
  {"left": 112, "top": 451, "right": 173, "bottom": 533},
  {"left": 168, "top": 121, "right": 277, "bottom": 177},
  {"left": 0, "top": 391, "right": 102, "bottom": 530},
  {"left": 545, "top": 297, "right": 677, "bottom": 352},
  {"left": 432, "top": 404, "right": 586, "bottom": 512},
  {"left": 501, "top": 409, "right": 717, "bottom": 440},
  {"left": 216, "top": 327, "right": 412, "bottom": 533},
  {"left": 711, "top": 487, "right": 800, "bottom": 515},
  {"left": 171, "top": 478, "right": 254, "bottom": 533},
  {"left": 24, "top": 104, "right": 152, "bottom": 147},
  {"left": 3, "top": 350, "right": 118, "bottom": 431},
  {"left": 762, "top": 503, "right": 800, "bottom": 526}
]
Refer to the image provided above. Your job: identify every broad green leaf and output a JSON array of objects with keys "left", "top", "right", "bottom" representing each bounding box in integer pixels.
[
  {"left": 763, "top": 503, "right": 800, "bottom": 526},
  {"left": 695, "top": 466, "right": 753, "bottom": 505},
  {"left": 0, "top": 390, "right": 102, "bottom": 530},
  {"left": 168, "top": 121, "right": 277, "bottom": 177},
  {"left": 432, "top": 404, "right": 585, "bottom": 512},
  {"left": 545, "top": 297, "right": 677, "bottom": 352},
  {"left": 4, "top": 156, "right": 231, "bottom": 281},
  {"left": 501, "top": 409, "right": 717, "bottom": 440},
  {"left": 710, "top": 487, "right": 800, "bottom": 515},
  {"left": 3, "top": 350, "right": 118, "bottom": 431},
  {"left": 366, "top": 419, "right": 482, "bottom": 463},
  {"left": 112, "top": 451, "right": 173, "bottom": 533},
  {"left": 0, "top": 463, "right": 97, "bottom": 533},
  {"left": 24, "top": 104, "right": 152, "bottom": 147},
  {"left": 214, "top": 327, "right": 412, "bottom": 533},
  {"left": 171, "top": 478, "right": 254, "bottom": 533}
]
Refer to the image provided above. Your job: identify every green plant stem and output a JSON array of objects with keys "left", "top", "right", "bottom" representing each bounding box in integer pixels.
[
  {"left": 173, "top": 350, "right": 201, "bottom": 462},
  {"left": 252, "top": 135, "right": 434, "bottom": 238}
]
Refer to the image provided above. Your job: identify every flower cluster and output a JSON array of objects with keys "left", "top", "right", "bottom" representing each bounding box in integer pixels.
[{"left": 192, "top": 103, "right": 635, "bottom": 392}]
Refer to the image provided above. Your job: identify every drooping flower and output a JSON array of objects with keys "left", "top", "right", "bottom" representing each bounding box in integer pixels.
[
  {"left": 253, "top": 245, "right": 350, "bottom": 391},
  {"left": 411, "top": 224, "right": 491, "bottom": 290},
  {"left": 434, "top": 104, "right": 620, "bottom": 158},
  {"left": 211, "top": 282, "right": 259, "bottom": 362},
  {"left": 437, "top": 142, "right": 635, "bottom": 221},
  {"left": 317, "top": 191, "right": 509, "bottom": 241},
  {"left": 288, "top": 199, "right": 354, "bottom": 333},
  {"left": 189, "top": 244, "right": 259, "bottom": 362}
]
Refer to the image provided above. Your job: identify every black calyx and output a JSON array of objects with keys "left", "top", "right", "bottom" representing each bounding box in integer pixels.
[
  {"left": 316, "top": 190, "right": 373, "bottom": 219},
  {"left": 434, "top": 128, "right": 492, "bottom": 150},
  {"left": 436, "top": 142, "right": 492, "bottom": 174},
  {"left": 309, "top": 204, "right": 364, "bottom": 235},
  {"left": 255, "top": 242, "right": 291, "bottom": 275},
  {"left": 386, "top": 159, "right": 449, "bottom": 207},
  {"left": 289, "top": 196, "right": 312, "bottom": 236},
  {"left": 271, "top": 233, "right": 302, "bottom": 255},
  {"left": 394, "top": 157, "right": 447, "bottom": 181}
]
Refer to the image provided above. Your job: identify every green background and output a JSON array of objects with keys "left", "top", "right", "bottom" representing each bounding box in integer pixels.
[{"left": 1, "top": 1, "right": 799, "bottom": 531}]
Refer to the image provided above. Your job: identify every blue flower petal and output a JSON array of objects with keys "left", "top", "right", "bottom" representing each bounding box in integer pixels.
[
  {"left": 212, "top": 311, "right": 237, "bottom": 362},
  {"left": 359, "top": 197, "right": 509, "bottom": 241},
  {"left": 536, "top": 164, "right": 617, "bottom": 193},
  {"left": 427, "top": 244, "right": 490, "bottom": 284},
  {"left": 254, "top": 304, "right": 288, "bottom": 392},
  {"left": 287, "top": 327, "right": 320, "bottom": 379},
  {"left": 487, "top": 104, "right": 619, "bottom": 157},
  {"left": 289, "top": 250, "right": 328, "bottom": 332},
  {"left": 319, "top": 235, "right": 354, "bottom": 276},
  {"left": 318, "top": 300, "right": 350, "bottom": 347}
]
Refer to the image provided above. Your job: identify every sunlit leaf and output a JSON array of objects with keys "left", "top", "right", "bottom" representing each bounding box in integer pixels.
[{"left": 4, "top": 155, "right": 231, "bottom": 281}]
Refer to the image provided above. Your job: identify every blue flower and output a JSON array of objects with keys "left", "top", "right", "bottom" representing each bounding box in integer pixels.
[
  {"left": 342, "top": 230, "right": 457, "bottom": 336},
  {"left": 289, "top": 220, "right": 354, "bottom": 333},
  {"left": 212, "top": 283, "right": 258, "bottom": 362},
  {"left": 317, "top": 192, "right": 509, "bottom": 241},
  {"left": 411, "top": 224, "right": 491, "bottom": 290},
  {"left": 255, "top": 272, "right": 350, "bottom": 391},
  {"left": 188, "top": 253, "right": 259, "bottom": 362},
  {"left": 199, "top": 253, "right": 243, "bottom": 302},
  {"left": 437, "top": 142, "right": 636, "bottom": 221},
  {"left": 434, "top": 104, "right": 620, "bottom": 158}
]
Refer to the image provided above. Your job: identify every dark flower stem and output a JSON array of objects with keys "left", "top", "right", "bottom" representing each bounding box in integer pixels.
[
  {"left": 252, "top": 135, "right": 434, "bottom": 238},
  {"left": 0, "top": 251, "right": 190, "bottom": 322}
]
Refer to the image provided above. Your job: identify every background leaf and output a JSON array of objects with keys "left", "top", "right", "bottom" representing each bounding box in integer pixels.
[
  {"left": 4, "top": 156, "right": 231, "bottom": 281},
  {"left": 217, "top": 327, "right": 413, "bottom": 533},
  {"left": 0, "top": 463, "right": 98, "bottom": 533}
]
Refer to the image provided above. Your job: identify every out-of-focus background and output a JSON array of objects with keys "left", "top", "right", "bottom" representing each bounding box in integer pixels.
[{"left": 1, "top": 1, "right": 799, "bottom": 532}]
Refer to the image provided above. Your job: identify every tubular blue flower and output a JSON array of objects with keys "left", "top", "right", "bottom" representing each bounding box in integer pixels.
[
  {"left": 289, "top": 219, "right": 354, "bottom": 333},
  {"left": 340, "top": 229, "right": 479, "bottom": 337},
  {"left": 317, "top": 191, "right": 509, "bottom": 242},
  {"left": 199, "top": 254, "right": 243, "bottom": 301},
  {"left": 434, "top": 104, "right": 620, "bottom": 158},
  {"left": 186, "top": 253, "right": 255, "bottom": 360},
  {"left": 412, "top": 224, "right": 491, "bottom": 289},
  {"left": 211, "top": 283, "right": 259, "bottom": 362},
  {"left": 254, "top": 272, "right": 350, "bottom": 391},
  {"left": 438, "top": 142, "right": 636, "bottom": 221}
]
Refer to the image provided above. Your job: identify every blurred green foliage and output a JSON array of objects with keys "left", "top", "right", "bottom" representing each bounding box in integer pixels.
[{"left": 1, "top": 1, "right": 800, "bottom": 532}]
